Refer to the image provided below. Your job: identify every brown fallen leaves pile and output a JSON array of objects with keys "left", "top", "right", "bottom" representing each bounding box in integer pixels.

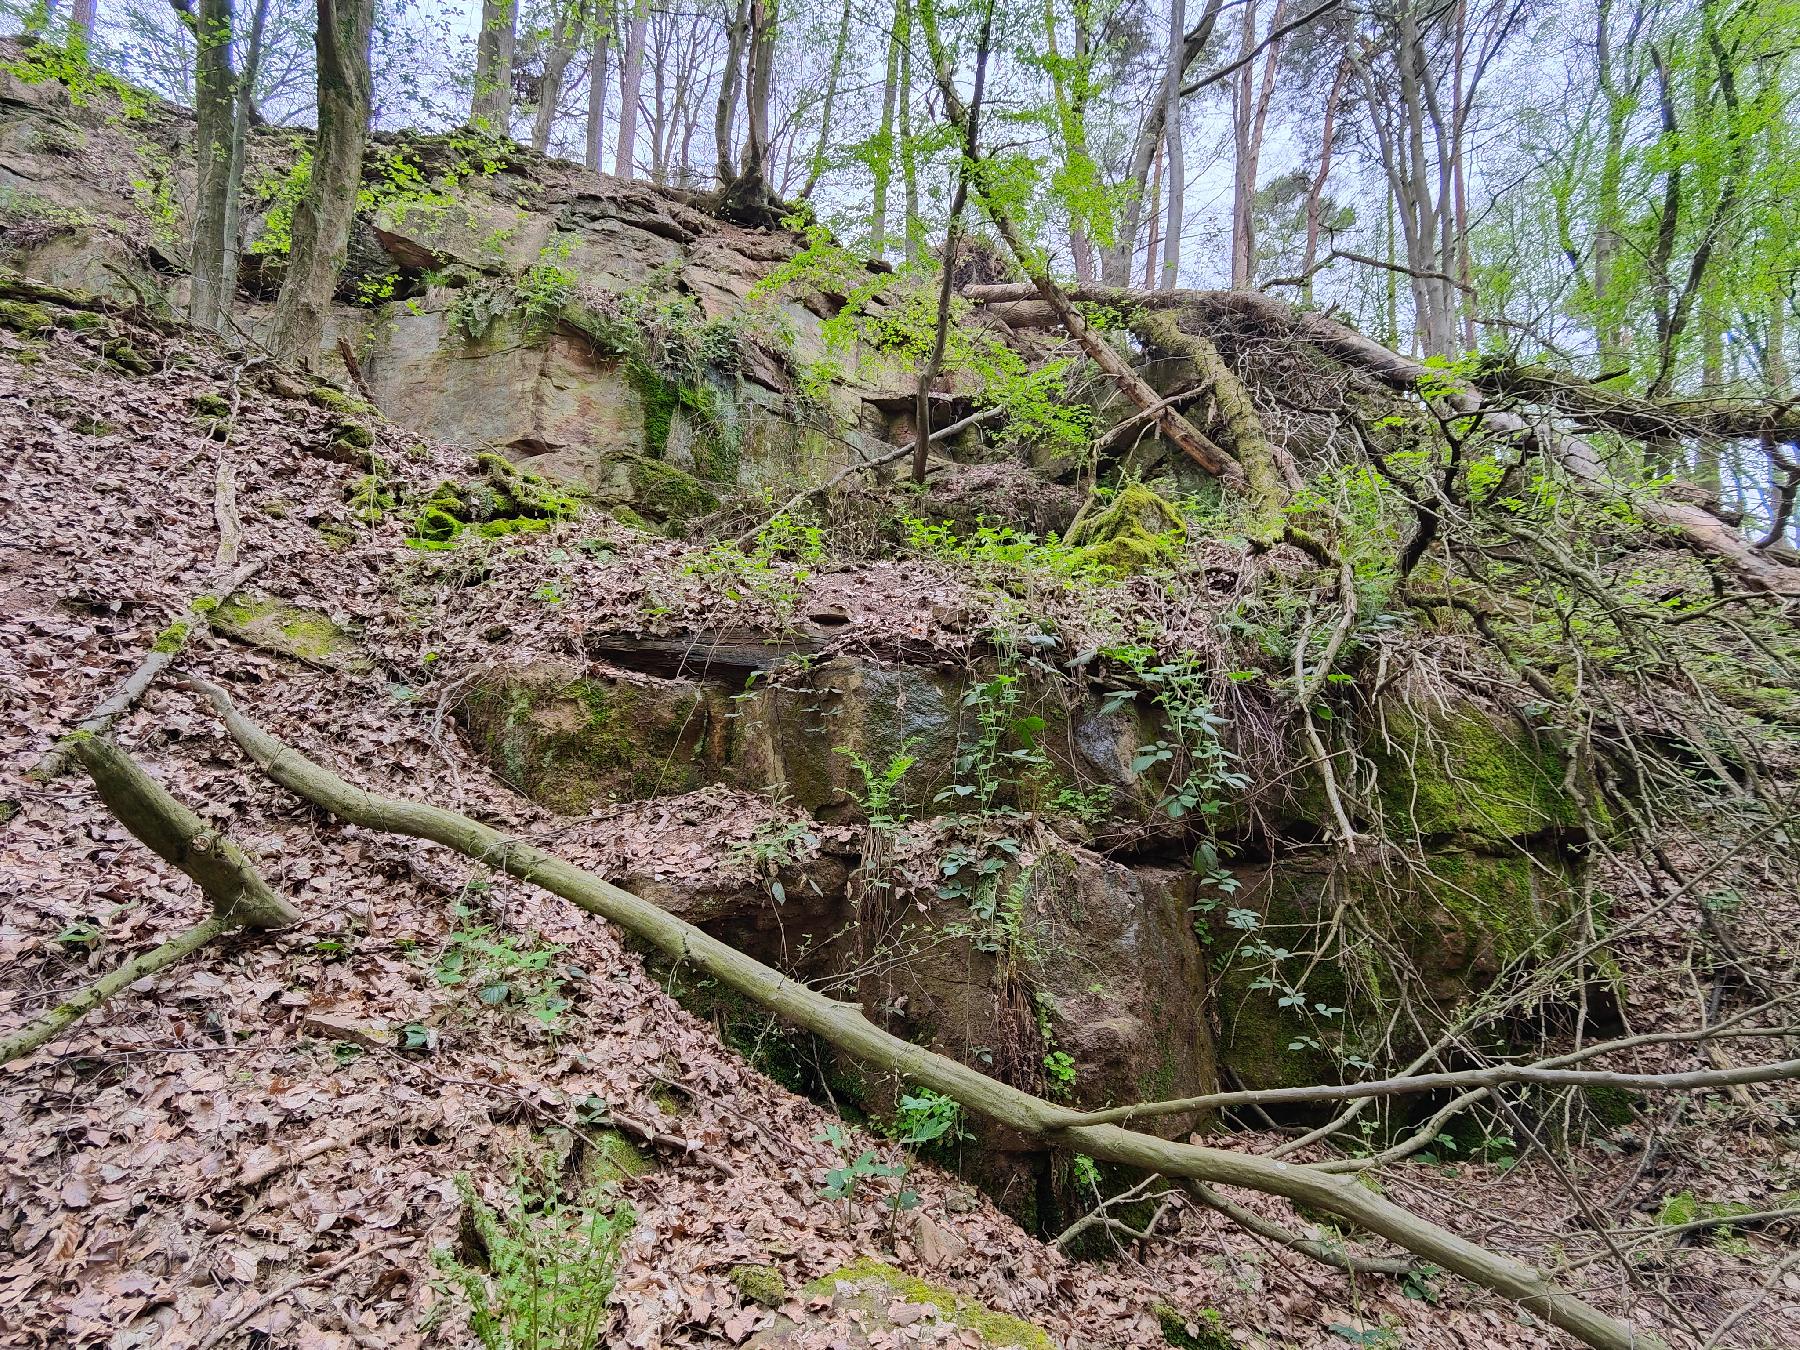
[{"left": 2, "top": 308, "right": 1796, "bottom": 1350}]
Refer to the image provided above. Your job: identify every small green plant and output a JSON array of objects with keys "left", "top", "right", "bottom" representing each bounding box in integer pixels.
[
  {"left": 432, "top": 903, "right": 571, "bottom": 1029},
  {"left": 814, "top": 1123, "right": 918, "bottom": 1232},
  {"left": 837, "top": 745, "right": 917, "bottom": 827},
  {"left": 1042, "top": 1050, "right": 1077, "bottom": 1096},
  {"left": 893, "top": 1088, "right": 968, "bottom": 1150},
  {"left": 439, "top": 1166, "right": 634, "bottom": 1350},
  {"left": 679, "top": 513, "right": 823, "bottom": 622}
]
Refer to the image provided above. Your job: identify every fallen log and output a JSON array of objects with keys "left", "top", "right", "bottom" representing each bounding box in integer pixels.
[
  {"left": 965, "top": 282, "right": 1800, "bottom": 601},
  {"left": 191, "top": 676, "right": 1647, "bottom": 1350},
  {"left": 0, "top": 735, "right": 297, "bottom": 1066}
]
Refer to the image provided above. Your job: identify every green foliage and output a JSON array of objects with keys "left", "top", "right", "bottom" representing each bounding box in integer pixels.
[
  {"left": 432, "top": 902, "right": 571, "bottom": 1029},
  {"left": 813, "top": 1122, "right": 918, "bottom": 1219},
  {"left": 440, "top": 1166, "right": 634, "bottom": 1350},
  {"left": 893, "top": 1087, "right": 968, "bottom": 1149},
  {"left": 1, "top": 37, "right": 149, "bottom": 117},
  {"left": 679, "top": 513, "right": 822, "bottom": 622},
  {"left": 1102, "top": 647, "right": 1248, "bottom": 821},
  {"left": 837, "top": 745, "right": 917, "bottom": 827},
  {"left": 248, "top": 151, "right": 312, "bottom": 257}
]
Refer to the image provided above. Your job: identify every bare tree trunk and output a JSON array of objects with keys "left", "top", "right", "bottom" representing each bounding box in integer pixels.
[
  {"left": 868, "top": 0, "right": 903, "bottom": 255},
  {"left": 584, "top": 4, "right": 610, "bottom": 174},
  {"left": 1158, "top": 0, "right": 1186, "bottom": 290},
  {"left": 531, "top": 0, "right": 581, "bottom": 153},
  {"left": 613, "top": 0, "right": 648, "bottom": 178},
  {"left": 269, "top": 0, "right": 374, "bottom": 367},
  {"left": 648, "top": 15, "right": 668, "bottom": 183},
  {"left": 219, "top": 0, "right": 270, "bottom": 311},
  {"left": 1230, "top": 0, "right": 1287, "bottom": 289},
  {"left": 72, "top": 0, "right": 98, "bottom": 44},
  {"left": 899, "top": 25, "right": 918, "bottom": 262},
  {"left": 714, "top": 0, "right": 749, "bottom": 183},
  {"left": 1300, "top": 56, "right": 1349, "bottom": 305},
  {"left": 800, "top": 0, "right": 852, "bottom": 198},
  {"left": 471, "top": 0, "right": 517, "bottom": 132},
  {"left": 1142, "top": 136, "right": 1163, "bottom": 290},
  {"left": 717, "top": 0, "right": 779, "bottom": 222},
  {"left": 180, "top": 0, "right": 236, "bottom": 333}
]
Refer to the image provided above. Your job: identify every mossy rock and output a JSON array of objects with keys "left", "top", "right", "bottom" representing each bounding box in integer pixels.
[
  {"left": 460, "top": 662, "right": 728, "bottom": 812},
  {"left": 1154, "top": 1303, "right": 1232, "bottom": 1350},
  {"left": 585, "top": 1127, "right": 655, "bottom": 1187},
  {"left": 0, "top": 299, "right": 54, "bottom": 334},
  {"left": 625, "top": 455, "right": 718, "bottom": 532},
  {"left": 407, "top": 452, "right": 583, "bottom": 548},
  {"left": 1371, "top": 703, "right": 1580, "bottom": 845},
  {"left": 190, "top": 392, "right": 231, "bottom": 419},
  {"left": 102, "top": 341, "right": 152, "bottom": 374},
  {"left": 306, "top": 384, "right": 377, "bottom": 418},
  {"left": 749, "top": 1259, "right": 1051, "bottom": 1349},
  {"left": 728, "top": 1263, "right": 789, "bottom": 1309},
  {"left": 213, "top": 594, "right": 369, "bottom": 672},
  {"left": 1065, "top": 483, "right": 1185, "bottom": 575}
]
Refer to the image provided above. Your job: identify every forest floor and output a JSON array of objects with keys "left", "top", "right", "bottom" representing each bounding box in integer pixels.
[{"left": 3, "top": 303, "right": 1798, "bottom": 1350}]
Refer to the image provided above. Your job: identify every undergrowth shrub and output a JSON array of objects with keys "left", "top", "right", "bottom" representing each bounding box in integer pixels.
[{"left": 440, "top": 1166, "right": 634, "bottom": 1350}]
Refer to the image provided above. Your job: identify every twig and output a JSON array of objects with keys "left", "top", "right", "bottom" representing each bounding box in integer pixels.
[{"left": 1185, "top": 1182, "right": 1416, "bottom": 1276}]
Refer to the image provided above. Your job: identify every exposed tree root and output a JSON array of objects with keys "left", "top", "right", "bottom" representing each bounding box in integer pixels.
[
  {"left": 0, "top": 735, "right": 297, "bottom": 1066},
  {"left": 192, "top": 677, "right": 1649, "bottom": 1350}
]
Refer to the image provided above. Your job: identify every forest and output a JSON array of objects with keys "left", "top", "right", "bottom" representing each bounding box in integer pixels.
[{"left": 1, "top": 0, "right": 1797, "bottom": 1346}]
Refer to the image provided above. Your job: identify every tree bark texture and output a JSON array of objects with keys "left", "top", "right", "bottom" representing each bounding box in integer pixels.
[
  {"left": 186, "top": 0, "right": 236, "bottom": 332},
  {"left": 471, "top": 0, "right": 517, "bottom": 130},
  {"left": 269, "top": 0, "right": 374, "bottom": 367}
]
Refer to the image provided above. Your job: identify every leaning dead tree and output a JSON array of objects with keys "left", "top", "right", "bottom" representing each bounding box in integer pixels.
[
  {"left": 193, "top": 676, "right": 1666, "bottom": 1350},
  {"left": 0, "top": 735, "right": 297, "bottom": 1066}
]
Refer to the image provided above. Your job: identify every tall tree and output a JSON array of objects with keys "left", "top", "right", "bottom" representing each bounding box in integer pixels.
[
  {"left": 584, "top": 1, "right": 610, "bottom": 173},
  {"left": 531, "top": 0, "right": 584, "bottom": 153},
  {"left": 867, "top": 0, "right": 905, "bottom": 256},
  {"left": 613, "top": 0, "right": 648, "bottom": 177},
  {"left": 1229, "top": 0, "right": 1291, "bottom": 288},
  {"left": 472, "top": 0, "right": 517, "bottom": 131},
  {"left": 269, "top": 0, "right": 375, "bottom": 365},
  {"left": 173, "top": 0, "right": 237, "bottom": 333}
]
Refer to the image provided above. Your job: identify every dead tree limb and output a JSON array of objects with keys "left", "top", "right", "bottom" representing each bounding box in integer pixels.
[
  {"left": 1184, "top": 1182, "right": 1417, "bottom": 1277},
  {"left": 964, "top": 283, "right": 1800, "bottom": 599},
  {"left": 28, "top": 557, "right": 265, "bottom": 783},
  {"left": 0, "top": 735, "right": 297, "bottom": 1066},
  {"left": 192, "top": 678, "right": 1647, "bottom": 1350}
]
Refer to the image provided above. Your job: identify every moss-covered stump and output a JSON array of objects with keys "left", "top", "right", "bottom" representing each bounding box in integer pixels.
[
  {"left": 746, "top": 1259, "right": 1052, "bottom": 1348},
  {"left": 211, "top": 595, "right": 369, "bottom": 672},
  {"left": 458, "top": 660, "right": 731, "bottom": 812},
  {"left": 728, "top": 1263, "right": 789, "bottom": 1309},
  {"left": 585, "top": 1127, "right": 656, "bottom": 1188}
]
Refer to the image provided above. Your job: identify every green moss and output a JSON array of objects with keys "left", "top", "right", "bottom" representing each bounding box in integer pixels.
[
  {"left": 1375, "top": 704, "right": 1578, "bottom": 844},
  {"left": 103, "top": 341, "right": 151, "bottom": 375},
  {"left": 151, "top": 618, "right": 192, "bottom": 654},
  {"left": 1065, "top": 483, "right": 1185, "bottom": 575},
  {"left": 191, "top": 392, "right": 231, "bottom": 418},
  {"left": 0, "top": 300, "right": 53, "bottom": 334},
  {"left": 802, "top": 1260, "right": 1052, "bottom": 1349},
  {"left": 332, "top": 418, "right": 374, "bottom": 449},
  {"left": 586, "top": 1127, "right": 655, "bottom": 1186},
  {"left": 306, "top": 385, "right": 376, "bottom": 418},
  {"left": 728, "top": 1263, "right": 788, "bottom": 1309},
  {"left": 55, "top": 309, "right": 108, "bottom": 333},
  {"left": 408, "top": 455, "right": 583, "bottom": 549},
  {"left": 213, "top": 595, "right": 367, "bottom": 670},
  {"left": 626, "top": 456, "right": 718, "bottom": 531},
  {"left": 629, "top": 362, "right": 679, "bottom": 456},
  {"left": 1153, "top": 1304, "right": 1232, "bottom": 1350},
  {"left": 612, "top": 505, "right": 652, "bottom": 531}
]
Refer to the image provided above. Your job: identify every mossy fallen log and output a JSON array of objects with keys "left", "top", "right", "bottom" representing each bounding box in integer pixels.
[
  {"left": 0, "top": 735, "right": 297, "bottom": 1066},
  {"left": 190, "top": 676, "right": 1647, "bottom": 1350}
]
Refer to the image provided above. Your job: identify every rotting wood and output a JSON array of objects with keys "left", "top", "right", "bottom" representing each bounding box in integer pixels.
[{"left": 191, "top": 677, "right": 1650, "bottom": 1350}]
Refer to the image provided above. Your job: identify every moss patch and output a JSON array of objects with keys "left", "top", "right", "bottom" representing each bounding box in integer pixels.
[
  {"left": 801, "top": 1259, "right": 1052, "bottom": 1349},
  {"left": 585, "top": 1127, "right": 655, "bottom": 1187},
  {"left": 626, "top": 455, "right": 718, "bottom": 532},
  {"left": 213, "top": 594, "right": 368, "bottom": 671},
  {"left": 407, "top": 452, "right": 583, "bottom": 549},
  {"left": 1065, "top": 483, "right": 1185, "bottom": 575},
  {"left": 728, "top": 1263, "right": 788, "bottom": 1309},
  {"left": 0, "top": 300, "right": 54, "bottom": 334},
  {"left": 1373, "top": 704, "right": 1578, "bottom": 844},
  {"left": 460, "top": 666, "right": 722, "bottom": 812},
  {"left": 1153, "top": 1303, "right": 1232, "bottom": 1350}
]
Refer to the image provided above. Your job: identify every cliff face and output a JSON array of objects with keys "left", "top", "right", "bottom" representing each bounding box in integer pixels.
[{"left": 1, "top": 36, "right": 1587, "bottom": 1233}]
